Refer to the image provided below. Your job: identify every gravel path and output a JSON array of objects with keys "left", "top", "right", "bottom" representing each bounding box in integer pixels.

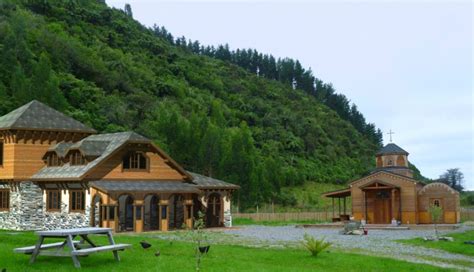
[{"left": 225, "top": 225, "right": 474, "bottom": 271}]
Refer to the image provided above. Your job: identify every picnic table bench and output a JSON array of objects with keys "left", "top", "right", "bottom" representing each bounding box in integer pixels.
[{"left": 13, "top": 227, "right": 131, "bottom": 268}]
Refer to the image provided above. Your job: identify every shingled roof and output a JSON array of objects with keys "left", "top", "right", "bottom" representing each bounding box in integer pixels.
[
  {"left": 45, "top": 142, "right": 75, "bottom": 158},
  {"left": 376, "top": 143, "right": 409, "bottom": 156},
  {"left": 0, "top": 100, "right": 96, "bottom": 133},
  {"left": 189, "top": 172, "right": 240, "bottom": 190},
  {"left": 32, "top": 132, "right": 152, "bottom": 180},
  {"left": 90, "top": 180, "right": 201, "bottom": 194}
]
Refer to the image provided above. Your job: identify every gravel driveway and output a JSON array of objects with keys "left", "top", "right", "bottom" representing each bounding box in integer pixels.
[{"left": 225, "top": 225, "right": 474, "bottom": 271}]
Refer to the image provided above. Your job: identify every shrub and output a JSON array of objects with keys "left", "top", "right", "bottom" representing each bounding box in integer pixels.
[{"left": 302, "top": 233, "right": 331, "bottom": 257}]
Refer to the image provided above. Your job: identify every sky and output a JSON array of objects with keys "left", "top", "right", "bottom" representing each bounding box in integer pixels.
[{"left": 107, "top": 0, "right": 473, "bottom": 190}]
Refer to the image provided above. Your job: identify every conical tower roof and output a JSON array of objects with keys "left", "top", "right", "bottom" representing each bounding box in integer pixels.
[{"left": 376, "top": 143, "right": 409, "bottom": 156}]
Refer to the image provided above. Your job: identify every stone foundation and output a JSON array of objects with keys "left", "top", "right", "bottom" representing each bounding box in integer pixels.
[{"left": 0, "top": 181, "right": 91, "bottom": 231}]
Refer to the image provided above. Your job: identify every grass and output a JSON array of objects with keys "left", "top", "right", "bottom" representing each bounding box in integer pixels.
[
  {"left": 0, "top": 231, "right": 454, "bottom": 271},
  {"left": 399, "top": 229, "right": 474, "bottom": 257},
  {"left": 233, "top": 218, "right": 328, "bottom": 226}
]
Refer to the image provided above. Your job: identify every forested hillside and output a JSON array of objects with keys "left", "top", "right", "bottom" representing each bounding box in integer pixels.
[{"left": 0, "top": 0, "right": 383, "bottom": 209}]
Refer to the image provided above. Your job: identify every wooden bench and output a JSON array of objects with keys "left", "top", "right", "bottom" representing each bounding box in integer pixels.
[
  {"left": 72, "top": 244, "right": 131, "bottom": 256},
  {"left": 14, "top": 241, "right": 80, "bottom": 254},
  {"left": 14, "top": 227, "right": 131, "bottom": 268}
]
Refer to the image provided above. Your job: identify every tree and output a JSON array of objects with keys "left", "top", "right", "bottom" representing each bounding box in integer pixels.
[
  {"left": 439, "top": 168, "right": 464, "bottom": 192},
  {"left": 124, "top": 3, "right": 133, "bottom": 17},
  {"left": 428, "top": 205, "right": 443, "bottom": 240}
]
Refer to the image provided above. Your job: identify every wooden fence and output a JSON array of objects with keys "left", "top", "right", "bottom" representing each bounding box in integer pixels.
[
  {"left": 233, "top": 211, "right": 335, "bottom": 222},
  {"left": 234, "top": 208, "right": 474, "bottom": 222},
  {"left": 461, "top": 208, "right": 474, "bottom": 222}
]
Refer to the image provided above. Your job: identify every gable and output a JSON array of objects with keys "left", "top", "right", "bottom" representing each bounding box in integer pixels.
[
  {"left": 350, "top": 171, "right": 417, "bottom": 189},
  {"left": 85, "top": 144, "right": 186, "bottom": 181},
  {"left": 31, "top": 131, "right": 192, "bottom": 181}
]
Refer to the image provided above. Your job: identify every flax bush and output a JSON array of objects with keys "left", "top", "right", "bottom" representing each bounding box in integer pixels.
[{"left": 302, "top": 233, "right": 331, "bottom": 257}]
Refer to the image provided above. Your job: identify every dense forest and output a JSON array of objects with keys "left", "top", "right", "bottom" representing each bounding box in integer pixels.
[
  {"left": 152, "top": 27, "right": 384, "bottom": 145},
  {"left": 0, "top": 0, "right": 416, "bottom": 209}
]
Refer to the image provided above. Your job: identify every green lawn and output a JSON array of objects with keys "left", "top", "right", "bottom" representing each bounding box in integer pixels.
[
  {"left": 0, "top": 231, "right": 455, "bottom": 271},
  {"left": 399, "top": 230, "right": 474, "bottom": 257}
]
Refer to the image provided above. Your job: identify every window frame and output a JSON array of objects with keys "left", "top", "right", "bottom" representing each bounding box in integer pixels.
[
  {"left": 122, "top": 151, "right": 149, "bottom": 172},
  {"left": 47, "top": 153, "right": 62, "bottom": 167},
  {"left": 69, "top": 190, "right": 85, "bottom": 213},
  {"left": 69, "top": 151, "right": 86, "bottom": 166},
  {"left": 46, "top": 190, "right": 62, "bottom": 212},
  {"left": 0, "top": 140, "right": 4, "bottom": 167},
  {"left": 0, "top": 189, "right": 9, "bottom": 211}
]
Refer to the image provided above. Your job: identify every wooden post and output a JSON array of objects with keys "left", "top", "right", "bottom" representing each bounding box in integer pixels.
[
  {"left": 391, "top": 189, "right": 395, "bottom": 221},
  {"left": 364, "top": 191, "right": 368, "bottom": 223},
  {"left": 399, "top": 189, "right": 402, "bottom": 223},
  {"left": 114, "top": 206, "right": 119, "bottom": 232},
  {"left": 332, "top": 198, "right": 335, "bottom": 218},
  {"left": 338, "top": 198, "right": 341, "bottom": 216},
  {"left": 343, "top": 197, "right": 346, "bottom": 215}
]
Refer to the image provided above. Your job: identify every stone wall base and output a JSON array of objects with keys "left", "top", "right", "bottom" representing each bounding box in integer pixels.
[{"left": 0, "top": 181, "right": 90, "bottom": 231}]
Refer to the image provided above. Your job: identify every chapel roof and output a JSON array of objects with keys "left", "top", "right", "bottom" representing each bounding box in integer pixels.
[
  {"left": 376, "top": 143, "right": 409, "bottom": 156},
  {"left": 0, "top": 100, "right": 96, "bottom": 133}
]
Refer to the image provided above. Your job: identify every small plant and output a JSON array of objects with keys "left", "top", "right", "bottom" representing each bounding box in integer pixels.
[
  {"left": 184, "top": 211, "right": 209, "bottom": 271},
  {"left": 302, "top": 233, "right": 331, "bottom": 257},
  {"left": 428, "top": 205, "right": 443, "bottom": 240}
]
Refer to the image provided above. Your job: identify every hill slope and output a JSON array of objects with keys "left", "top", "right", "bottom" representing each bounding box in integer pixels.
[{"left": 0, "top": 1, "right": 380, "bottom": 209}]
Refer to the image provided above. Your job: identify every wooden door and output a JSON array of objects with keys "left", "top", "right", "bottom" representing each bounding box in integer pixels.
[
  {"left": 374, "top": 190, "right": 391, "bottom": 224},
  {"left": 206, "top": 194, "right": 222, "bottom": 227}
]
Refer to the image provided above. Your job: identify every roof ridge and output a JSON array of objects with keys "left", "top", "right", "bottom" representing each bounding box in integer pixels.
[{"left": 0, "top": 100, "right": 35, "bottom": 127}]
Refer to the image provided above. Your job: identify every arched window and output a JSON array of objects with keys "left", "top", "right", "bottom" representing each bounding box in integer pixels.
[
  {"left": 47, "top": 153, "right": 62, "bottom": 167},
  {"left": 123, "top": 152, "right": 148, "bottom": 170},
  {"left": 70, "top": 151, "right": 86, "bottom": 166},
  {"left": 396, "top": 155, "right": 406, "bottom": 166},
  {"left": 376, "top": 156, "right": 383, "bottom": 167}
]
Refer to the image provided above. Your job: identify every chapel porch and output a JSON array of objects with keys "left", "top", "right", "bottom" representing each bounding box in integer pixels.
[
  {"left": 322, "top": 181, "right": 403, "bottom": 224},
  {"left": 322, "top": 188, "right": 351, "bottom": 222}
]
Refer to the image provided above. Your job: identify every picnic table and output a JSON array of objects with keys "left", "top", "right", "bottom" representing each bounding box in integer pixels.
[{"left": 13, "top": 227, "right": 131, "bottom": 268}]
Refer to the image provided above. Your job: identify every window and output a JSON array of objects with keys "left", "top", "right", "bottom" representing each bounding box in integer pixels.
[
  {"left": 135, "top": 206, "right": 142, "bottom": 220},
  {"left": 161, "top": 206, "right": 167, "bottom": 219},
  {"left": 0, "top": 189, "right": 9, "bottom": 211},
  {"left": 123, "top": 152, "right": 148, "bottom": 170},
  {"left": 108, "top": 206, "right": 115, "bottom": 220},
  {"left": 47, "top": 153, "right": 61, "bottom": 167},
  {"left": 46, "top": 190, "right": 61, "bottom": 211},
  {"left": 433, "top": 200, "right": 440, "bottom": 207},
  {"left": 70, "top": 190, "right": 85, "bottom": 212},
  {"left": 387, "top": 159, "right": 393, "bottom": 166},
  {"left": 0, "top": 140, "right": 3, "bottom": 166},
  {"left": 70, "top": 151, "right": 86, "bottom": 166}
]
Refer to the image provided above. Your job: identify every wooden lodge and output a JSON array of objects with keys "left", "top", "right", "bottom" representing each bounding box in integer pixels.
[
  {"left": 0, "top": 101, "right": 239, "bottom": 232},
  {"left": 323, "top": 143, "right": 460, "bottom": 224}
]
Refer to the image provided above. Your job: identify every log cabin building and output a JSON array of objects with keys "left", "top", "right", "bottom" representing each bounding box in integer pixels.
[
  {"left": 0, "top": 101, "right": 239, "bottom": 232},
  {"left": 324, "top": 143, "right": 460, "bottom": 224}
]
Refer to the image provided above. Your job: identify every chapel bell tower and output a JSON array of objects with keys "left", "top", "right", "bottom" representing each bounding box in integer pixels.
[{"left": 375, "top": 143, "right": 413, "bottom": 178}]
